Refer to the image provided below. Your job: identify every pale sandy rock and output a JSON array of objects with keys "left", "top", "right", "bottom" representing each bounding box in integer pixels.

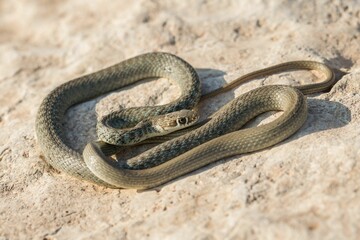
[{"left": 1, "top": 1, "right": 360, "bottom": 239}]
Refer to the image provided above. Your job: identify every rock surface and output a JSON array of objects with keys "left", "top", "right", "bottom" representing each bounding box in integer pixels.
[{"left": 1, "top": 1, "right": 360, "bottom": 239}]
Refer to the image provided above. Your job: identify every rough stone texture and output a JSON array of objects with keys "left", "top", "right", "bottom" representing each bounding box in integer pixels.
[{"left": 1, "top": 1, "right": 360, "bottom": 239}]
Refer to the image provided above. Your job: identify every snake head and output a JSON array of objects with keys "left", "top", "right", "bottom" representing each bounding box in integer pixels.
[{"left": 152, "top": 109, "right": 199, "bottom": 134}]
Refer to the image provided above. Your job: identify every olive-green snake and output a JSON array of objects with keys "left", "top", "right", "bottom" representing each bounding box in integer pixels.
[{"left": 35, "top": 52, "right": 335, "bottom": 189}]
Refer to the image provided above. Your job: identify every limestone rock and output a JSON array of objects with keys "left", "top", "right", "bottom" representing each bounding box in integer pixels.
[{"left": 1, "top": 1, "right": 360, "bottom": 239}]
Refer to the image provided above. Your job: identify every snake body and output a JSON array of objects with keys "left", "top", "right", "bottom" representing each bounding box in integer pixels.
[{"left": 35, "top": 52, "right": 335, "bottom": 189}]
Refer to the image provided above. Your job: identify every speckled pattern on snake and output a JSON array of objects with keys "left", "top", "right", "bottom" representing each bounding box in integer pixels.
[{"left": 35, "top": 52, "right": 335, "bottom": 189}]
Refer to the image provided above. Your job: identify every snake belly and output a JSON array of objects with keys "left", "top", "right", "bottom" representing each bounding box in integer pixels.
[{"left": 36, "top": 52, "right": 335, "bottom": 189}]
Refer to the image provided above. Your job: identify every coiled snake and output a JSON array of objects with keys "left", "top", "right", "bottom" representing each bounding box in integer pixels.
[{"left": 35, "top": 52, "right": 335, "bottom": 189}]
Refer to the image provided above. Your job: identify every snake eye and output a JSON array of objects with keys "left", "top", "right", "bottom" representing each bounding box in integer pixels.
[{"left": 177, "top": 117, "right": 188, "bottom": 125}]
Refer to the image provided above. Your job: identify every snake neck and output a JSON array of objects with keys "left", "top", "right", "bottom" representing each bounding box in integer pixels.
[{"left": 100, "top": 120, "right": 161, "bottom": 146}]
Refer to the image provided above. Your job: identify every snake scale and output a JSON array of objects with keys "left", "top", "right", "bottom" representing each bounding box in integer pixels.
[{"left": 35, "top": 52, "right": 335, "bottom": 189}]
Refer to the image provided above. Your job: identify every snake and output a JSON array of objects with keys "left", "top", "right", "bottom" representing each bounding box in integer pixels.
[{"left": 35, "top": 52, "right": 335, "bottom": 189}]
